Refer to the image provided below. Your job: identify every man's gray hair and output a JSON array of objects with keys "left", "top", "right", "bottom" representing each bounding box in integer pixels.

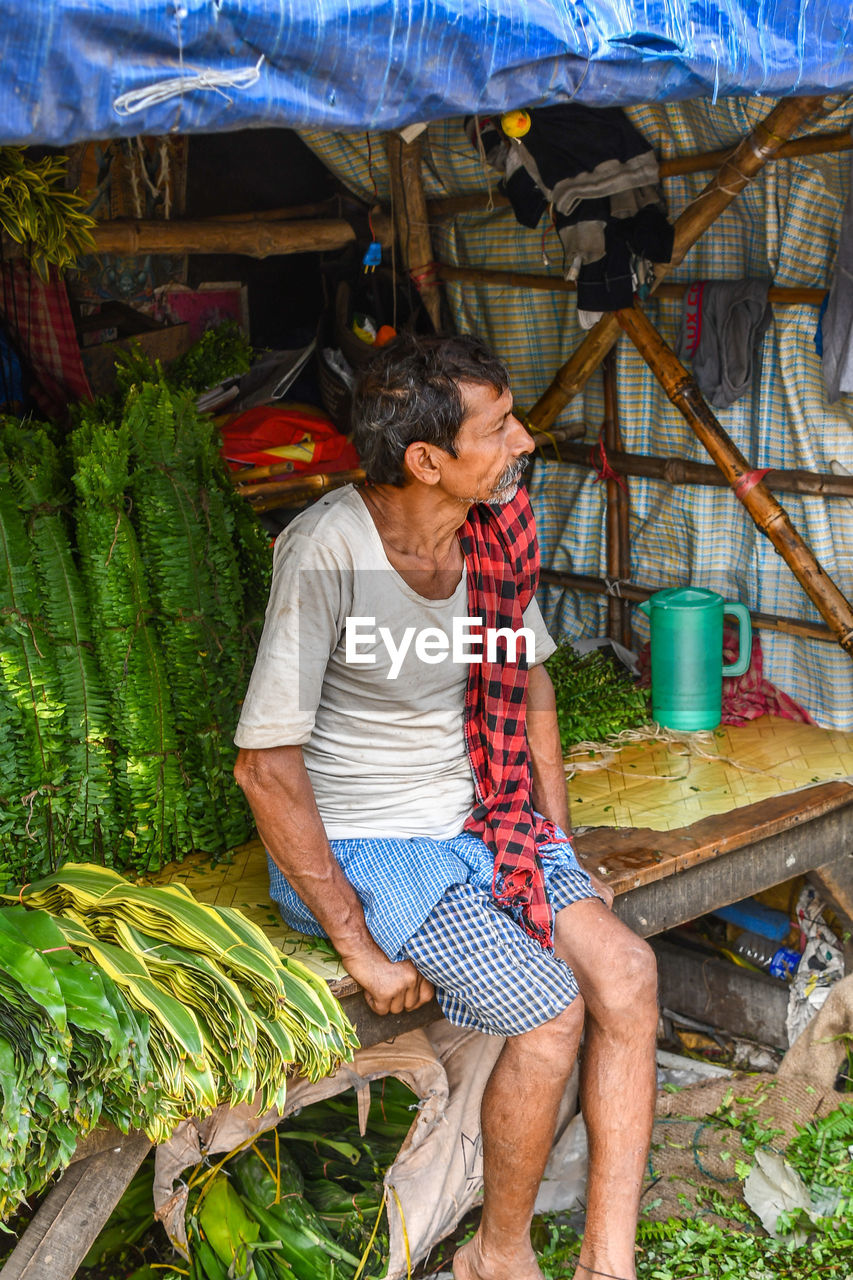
[{"left": 351, "top": 333, "right": 510, "bottom": 487}]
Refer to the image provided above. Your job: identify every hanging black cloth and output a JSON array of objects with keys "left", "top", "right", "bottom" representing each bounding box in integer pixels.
[{"left": 466, "top": 105, "right": 674, "bottom": 312}]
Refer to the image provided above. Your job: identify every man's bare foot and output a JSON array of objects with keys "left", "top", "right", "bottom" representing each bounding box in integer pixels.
[{"left": 453, "top": 1232, "right": 544, "bottom": 1280}]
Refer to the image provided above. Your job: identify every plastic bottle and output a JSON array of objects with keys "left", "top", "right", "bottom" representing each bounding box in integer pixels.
[{"left": 734, "top": 929, "right": 801, "bottom": 980}]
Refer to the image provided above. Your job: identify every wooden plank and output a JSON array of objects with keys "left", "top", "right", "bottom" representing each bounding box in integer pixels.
[
  {"left": 0, "top": 1133, "right": 151, "bottom": 1280},
  {"left": 338, "top": 991, "right": 442, "bottom": 1044},
  {"left": 652, "top": 938, "right": 790, "bottom": 1049},
  {"left": 610, "top": 797, "right": 853, "bottom": 937},
  {"left": 574, "top": 780, "right": 853, "bottom": 896}
]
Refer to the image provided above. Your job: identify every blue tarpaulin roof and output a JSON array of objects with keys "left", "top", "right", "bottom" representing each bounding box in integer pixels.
[{"left": 1, "top": 1, "right": 852, "bottom": 145}]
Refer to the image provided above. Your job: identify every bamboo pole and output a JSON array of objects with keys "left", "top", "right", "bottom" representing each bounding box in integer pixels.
[
  {"left": 243, "top": 469, "right": 367, "bottom": 511},
  {"left": 384, "top": 133, "right": 444, "bottom": 330},
  {"left": 615, "top": 303, "right": 853, "bottom": 654},
  {"left": 552, "top": 441, "right": 853, "bottom": 499},
  {"left": 601, "top": 353, "right": 632, "bottom": 647},
  {"left": 436, "top": 263, "right": 827, "bottom": 308},
  {"left": 527, "top": 94, "right": 825, "bottom": 431},
  {"left": 539, "top": 569, "right": 835, "bottom": 644},
  {"left": 425, "top": 129, "right": 852, "bottom": 221}
]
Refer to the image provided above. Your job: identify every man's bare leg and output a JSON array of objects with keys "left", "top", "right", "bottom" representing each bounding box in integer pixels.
[
  {"left": 555, "top": 900, "right": 658, "bottom": 1280},
  {"left": 454, "top": 997, "right": 585, "bottom": 1280}
]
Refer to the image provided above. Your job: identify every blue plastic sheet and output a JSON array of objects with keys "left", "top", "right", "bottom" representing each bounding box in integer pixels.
[{"left": 1, "top": 1, "right": 851, "bottom": 146}]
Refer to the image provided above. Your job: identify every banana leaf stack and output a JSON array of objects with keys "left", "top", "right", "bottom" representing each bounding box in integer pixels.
[
  {"left": 0, "top": 362, "right": 272, "bottom": 883},
  {"left": 0, "top": 864, "right": 358, "bottom": 1221}
]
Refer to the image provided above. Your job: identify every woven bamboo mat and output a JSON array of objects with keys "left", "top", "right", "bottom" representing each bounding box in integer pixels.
[{"left": 569, "top": 715, "right": 853, "bottom": 832}]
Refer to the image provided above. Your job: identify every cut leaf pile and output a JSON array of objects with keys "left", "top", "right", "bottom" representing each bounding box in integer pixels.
[
  {"left": 0, "top": 864, "right": 358, "bottom": 1221},
  {"left": 0, "top": 362, "right": 271, "bottom": 884}
]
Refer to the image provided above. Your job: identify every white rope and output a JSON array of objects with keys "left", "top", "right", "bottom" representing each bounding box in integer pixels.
[{"left": 113, "top": 54, "right": 263, "bottom": 118}]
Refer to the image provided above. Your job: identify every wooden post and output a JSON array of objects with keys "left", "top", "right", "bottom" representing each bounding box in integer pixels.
[
  {"left": 527, "top": 94, "right": 825, "bottom": 430},
  {"left": 384, "top": 133, "right": 443, "bottom": 330},
  {"left": 615, "top": 304, "right": 853, "bottom": 655},
  {"left": 601, "top": 352, "right": 632, "bottom": 648}
]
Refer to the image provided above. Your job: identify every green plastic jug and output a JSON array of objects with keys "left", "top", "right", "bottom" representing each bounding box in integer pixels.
[{"left": 637, "top": 587, "right": 752, "bottom": 731}]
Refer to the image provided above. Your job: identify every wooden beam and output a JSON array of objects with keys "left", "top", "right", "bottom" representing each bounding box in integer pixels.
[
  {"left": 652, "top": 939, "right": 790, "bottom": 1049},
  {"left": 539, "top": 568, "right": 836, "bottom": 643},
  {"left": 437, "top": 263, "right": 827, "bottom": 308},
  {"left": 0, "top": 1132, "right": 151, "bottom": 1280},
  {"left": 527, "top": 94, "right": 825, "bottom": 430},
  {"left": 615, "top": 303, "right": 853, "bottom": 654},
  {"left": 78, "top": 212, "right": 393, "bottom": 259},
  {"left": 425, "top": 128, "right": 853, "bottom": 221},
  {"left": 384, "top": 133, "right": 443, "bottom": 330},
  {"left": 552, "top": 440, "right": 853, "bottom": 499}
]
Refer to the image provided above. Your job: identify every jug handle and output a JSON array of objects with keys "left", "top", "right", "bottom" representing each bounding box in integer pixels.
[
  {"left": 637, "top": 600, "right": 651, "bottom": 617},
  {"left": 721, "top": 604, "right": 752, "bottom": 678}
]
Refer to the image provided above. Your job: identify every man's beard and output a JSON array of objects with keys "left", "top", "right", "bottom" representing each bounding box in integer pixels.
[{"left": 488, "top": 455, "right": 529, "bottom": 504}]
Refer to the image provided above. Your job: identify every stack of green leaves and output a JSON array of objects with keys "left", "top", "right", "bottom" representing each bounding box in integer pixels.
[
  {"left": 0, "top": 353, "right": 272, "bottom": 883},
  {"left": 0, "top": 900, "right": 153, "bottom": 1220},
  {"left": 544, "top": 642, "right": 651, "bottom": 752},
  {"left": 18, "top": 864, "right": 359, "bottom": 1140},
  {"left": 0, "top": 866, "right": 358, "bottom": 1221}
]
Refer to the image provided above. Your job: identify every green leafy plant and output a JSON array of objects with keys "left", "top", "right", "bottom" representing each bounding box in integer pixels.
[
  {"left": 544, "top": 642, "right": 651, "bottom": 751},
  {"left": 0, "top": 148, "right": 96, "bottom": 280}
]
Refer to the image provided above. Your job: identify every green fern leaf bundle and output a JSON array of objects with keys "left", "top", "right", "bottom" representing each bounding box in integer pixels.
[
  {"left": 71, "top": 413, "right": 190, "bottom": 872},
  {"left": 0, "top": 441, "right": 69, "bottom": 876}
]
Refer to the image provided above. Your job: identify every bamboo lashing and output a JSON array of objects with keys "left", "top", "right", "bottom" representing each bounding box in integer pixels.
[
  {"left": 615, "top": 303, "right": 853, "bottom": 656},
  {"left": 527, "top": 94, "right": 825, "bottom": 431},
  {"left": 384, "top": 133, "right": 443, "bottom": 329},
  {"left": 539, "top": 569, "right": 835, "bottom": 644},
  {"left": 436, "top": 264, "right": 827, "bottom": 308},
  {"left": 547, "top": 441, "right": 853, "bottom": 500},
  {"left": 425, "top": 128, "right": 853, "bottom": 221}
]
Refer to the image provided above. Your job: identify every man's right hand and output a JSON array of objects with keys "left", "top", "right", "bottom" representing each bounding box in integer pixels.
[{"left": 341, "top": 947, "right": 435, "bottom": 1017}]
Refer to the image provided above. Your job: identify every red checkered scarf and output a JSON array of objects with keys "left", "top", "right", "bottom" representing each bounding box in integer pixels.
[{"left": 458, "top": 487, "right": 563, "bottom": 950}]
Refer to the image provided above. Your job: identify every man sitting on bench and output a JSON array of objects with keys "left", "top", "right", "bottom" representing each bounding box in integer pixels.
[{"left": 234, "top": 333, "right": 658, "bottom": 1280}]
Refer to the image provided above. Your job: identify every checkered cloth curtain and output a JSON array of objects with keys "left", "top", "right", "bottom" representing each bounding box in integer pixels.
[{"left": 301, "top": 95, "right": 853, "bottom": 728}]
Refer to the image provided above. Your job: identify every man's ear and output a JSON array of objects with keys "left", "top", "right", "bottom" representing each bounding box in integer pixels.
[{"left": 403, "top": 441, "right": 444, "bottom": 486}]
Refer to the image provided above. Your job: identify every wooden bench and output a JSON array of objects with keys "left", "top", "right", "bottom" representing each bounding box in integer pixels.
[{"left": 4, "top": 772, "right": 852, "bottom": 1280}]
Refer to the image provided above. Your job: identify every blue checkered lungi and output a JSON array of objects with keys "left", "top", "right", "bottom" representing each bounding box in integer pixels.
[{"left": 268, "top": 826, "right": 600, "bottom": 1037}]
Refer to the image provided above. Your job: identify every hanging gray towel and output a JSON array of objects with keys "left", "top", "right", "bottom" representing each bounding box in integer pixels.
[
  {"left": 821, "top": 150, "right": 853, "bottom": 404},
  {"left": 677, "top": 279, "right": 771, "bottom": 409}
]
